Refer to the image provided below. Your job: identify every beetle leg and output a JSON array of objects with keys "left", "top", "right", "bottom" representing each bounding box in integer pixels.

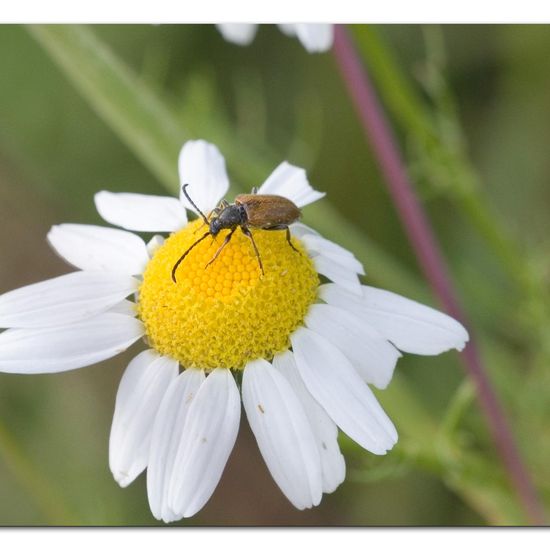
[
  {"left": 284, "top": 226, "right": 300, "bottom": 254},
  {"left": 208, "top": 207, "right": 221, "bottom": 220},
  {"left": 263, "top": 225, "right": 301, "bottom": 254},
  {"left": 193, "top": 204, "right": 223, "bottom": 235},
  {"left": 241, "top": 226, "right": 264, "bottom": 276},
  {"left": 205, "top": 227, "right": 237, "bottom": 270}
]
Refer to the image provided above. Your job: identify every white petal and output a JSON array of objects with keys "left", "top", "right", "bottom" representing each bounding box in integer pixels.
[
  {"left": 109, "top": 350, "right": 179, "bottom": 488},
  {"left": 277, "top": 23, "right": 298, "bottom": 37},
  {"left": 146, "top": 235, "right": 165, "bottom": 258},
  {"left": 291, "top": 327, "right": 397, "bottom": 455},
  {"left": 95, "top": 191, "right": 187, "bottom": 233},
  {"left": 242, "top": 359, "right": 322, "bottom": 509},
  {"left": 0, "top": 271, "right": 138, "bottom": 328},
  {"left": 293, "top": 24, "right": 334, "bottom": 53},
  {"left": 147, "top": 368, "right": 205, "bottom": 523},
  {"left": 289, "top": 222, "right": 319, "bottom": 239},
  {"left": 305, "top": 304, "right": 401, "bottom": 389},
  {"left": 301, "top": 233, "right": 365, "bottom": 275},
  {"left": 258, "top": 162, "right": 325, "bottom": 208},
  {"left": 109, "top": 299, "right": 137, "bottom": 316},
  {"left": 273, "top": 351, "right": 345, "bottom": 494},
  {"left": 178, "top": 140, "right": 230, "bottom": 214},
  {"left": 168, "top": 368, "right": 240, "bottom": 518},
  {"left": 313, "top": 255, "right": 362, "bottom": 296},
  {"left": 216, "top": 23, "right": 258, "bottom": 45},
  {"left": 47, "top": 224, "right": 149, "bottom": 275},
  {"left": 320, "top": 284, "right": 469, "bottom": 355},
  {"left": 0, "top": 313, "right": 144, "bottom": 374}
]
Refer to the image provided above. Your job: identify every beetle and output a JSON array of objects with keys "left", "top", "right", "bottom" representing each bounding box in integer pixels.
[{"left": 171, "top": 184, "right": 301, "bottom": 283}]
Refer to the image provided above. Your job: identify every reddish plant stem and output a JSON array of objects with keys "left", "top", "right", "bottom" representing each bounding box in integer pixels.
[{"left": 332, "top": 24, "right": 545, "bottom": 525}]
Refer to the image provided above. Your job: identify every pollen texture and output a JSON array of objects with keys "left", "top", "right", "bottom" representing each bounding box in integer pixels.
[{"left": 138, "top": 219, "right": 319, "bottom": 370}]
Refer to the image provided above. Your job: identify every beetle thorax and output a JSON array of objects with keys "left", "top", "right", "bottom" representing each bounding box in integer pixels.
[{"left": 210, "top": 204, "right": 246, "bottom": 235}]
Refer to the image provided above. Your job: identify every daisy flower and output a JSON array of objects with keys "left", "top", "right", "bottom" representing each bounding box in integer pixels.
[
  {"left": 0, "top": 139, "right": 468, "bottom": 522},
  {"left": 217, "top": 23, "right": 334, "bottom": 53}
]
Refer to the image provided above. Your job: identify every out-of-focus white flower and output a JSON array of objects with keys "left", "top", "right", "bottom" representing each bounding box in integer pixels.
[{"left": 217, "top": 23, "right": 334, "bottom": 53}]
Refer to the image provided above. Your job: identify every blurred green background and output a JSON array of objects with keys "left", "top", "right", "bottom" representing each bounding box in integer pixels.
[{"left": 0, "top": 24, "right": 549, "bottom": 526}]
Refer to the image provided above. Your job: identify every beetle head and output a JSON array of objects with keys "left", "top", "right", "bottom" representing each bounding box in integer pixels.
[
  {"left": 210, "top": 217, "right": 223, "bottom": 236},
  {"left": 210, "top": 205, "right": 244, "bottom": 235}
]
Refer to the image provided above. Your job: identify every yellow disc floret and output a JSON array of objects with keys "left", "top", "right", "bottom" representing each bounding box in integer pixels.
[{"left": 138, "top": 219, "right": 319, "bottom": 370}]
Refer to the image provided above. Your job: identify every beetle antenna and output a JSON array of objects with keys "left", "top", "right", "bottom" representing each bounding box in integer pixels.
[
  {"left": 182, "top": 184, "right": 209, "bottom": 225},
  {"left": 172, "top": 231, "right": 212, "bottom": 283}
]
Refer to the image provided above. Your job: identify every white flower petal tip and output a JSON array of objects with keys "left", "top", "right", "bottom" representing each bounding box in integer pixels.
[
  {"left": 47, "top": 224, "right": 149, "bottom": 275},
  {"left": 291, "top": 327, "right": 398, "bottom": 455},
  {"left": 112, "top": 470, "right": 132, "bottom": 488},
  {"left": 178, "top": 140, "right": 230, "bottom": 214},
  {"left": 0, "top": 313, "right": 144, "bottom": 374},
  {"left": 320, "top": 284, "right": 470, "bottom": 356},
  {"left": 0, "top": 271, "right": 138, "bottom": 329},
  {"left": 363, "top": 286, "right": 470, "bottom": 355},
  {"left": 258, "top": 162, "right": 325, "bottom": 208},
  {"left": 167, "top": 368, "right": 240, "bottom": 519},
  {"left": 109, "top": 350, "right": 179, "bottom": 489},
  {"left": 279, "top": 24, "right": 334, "bottom": 53},
  {"left": 147, "top": 369, "right": 206, "bottom": 522},
  {"left": 243, "top": 359, "right": 322, "bottom": 509},
  {"left": 273, "top": 351, "right": 345, "bottom": 495},
  {"left": 216, "top": 23, "right": 258, "bottom": 45},
  {"left": 94, "top": 191, "right": 187, "bottom": 233},
  {"left": 217, "top": 23, "right": 333, "bottom": 53}
]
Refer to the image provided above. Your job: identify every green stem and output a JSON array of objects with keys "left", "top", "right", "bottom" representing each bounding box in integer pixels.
[
  {"left": 352, "top": 25, "right": 538, "bottom": 297},
  {"left": 394, "top": 442, "right": 526, "bottom": 525},
  {"left": 361, "top": 375, "right": 524, "bottom": 524}
]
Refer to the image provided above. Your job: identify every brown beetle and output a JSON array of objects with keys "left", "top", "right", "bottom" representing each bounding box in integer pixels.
[{"left": 171, "top": 185, "right": 301, "bottom": 282}]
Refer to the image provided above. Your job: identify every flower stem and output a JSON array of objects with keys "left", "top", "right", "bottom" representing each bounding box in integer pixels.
[
  {"left": 353, "top": 25, "right": 539, "bottom": 299},
  {"left": 332, "top": 24, "right": 545, "bottom": 525}
]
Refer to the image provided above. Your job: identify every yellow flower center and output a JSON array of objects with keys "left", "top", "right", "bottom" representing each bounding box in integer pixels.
[{"left": 138, "top": 219, "right": 319, "bottom": 370}]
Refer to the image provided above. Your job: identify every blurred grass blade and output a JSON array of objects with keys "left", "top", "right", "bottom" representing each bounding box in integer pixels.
[
  {"left": 28, "top": 24, "right": 183, "bottom": 191},
  {"left": 361, "top": 375, "right": 525, "bottom": 525},
  {"left": 396, "top": 442, "right": 526, "bottom": 525}
]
